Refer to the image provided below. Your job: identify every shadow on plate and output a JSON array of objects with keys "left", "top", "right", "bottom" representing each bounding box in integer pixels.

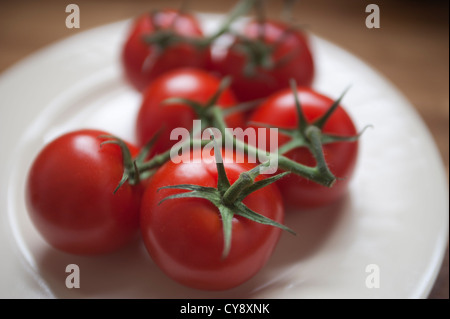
[
  {"left": 34, "top": 235, "right": 186, "bottom": 298},
  {"left": 233, "top": 193, "right": 352, "bottom": 297},
  {"left": 274, "top": 193, "right": 350, "bottom": 264},
  {"left": 34, "top": 194, "right": 350, "bottom": 298}
]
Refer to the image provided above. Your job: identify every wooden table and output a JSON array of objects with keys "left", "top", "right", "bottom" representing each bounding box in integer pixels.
[{"left": 0, "top": 0, "right": 448, "bottom": 299}]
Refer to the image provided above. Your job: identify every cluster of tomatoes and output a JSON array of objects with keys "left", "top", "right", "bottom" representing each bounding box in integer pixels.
[{"left": 25, "top": 2, "right": 359, "bottom": 291}]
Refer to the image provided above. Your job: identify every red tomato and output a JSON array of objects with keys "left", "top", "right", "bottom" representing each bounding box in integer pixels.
[
  {"left": 136, "top": 68, "right": 244, "bottom": 153},
  {"left": 249, "top": 87, "right": 358, "bottom": 209},
  {"left": 25, "top": 130, "right": 142, "bottom": 255},
  {"left": 122, "top": 9, "right": 211, "bottom": 91},
  {"left": 140, "top": 149, "right": 284, "bottom": 290},
  {"left": 212, "top": 19, "right": 314, "bottom": 102}
]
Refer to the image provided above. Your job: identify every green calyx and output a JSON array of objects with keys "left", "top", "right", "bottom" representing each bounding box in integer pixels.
[
  {"left": 99, "top": 135, "right": 140, "bottom": 193},
  {"left": 99, "top": 132, "right": 161, "bottom": 192},
  {"left": 142, "top": 0, "right": 259, "bottom": 52},
  {"left": 161, "top": 76, "right": 263, "bottom": 133},
  {"left": 142, "top": 29, "right": 189, "bottom": 51},
  {"left": 158, "top": 131, "right": 295, "bottom": 259},
  {"left": 142, "top": 8, "right": 205, "bottom": 51},
  {"left": 232, "top": 21, "right": 301, "bottom": 77},
  {"left": 250, "top": 79, "right": 370, "bottom": 178},
  {"left": 234, "top": 35, "right": 275, "bottom": 77},
  {"left": 161, "top": 76, "right": 233, "bottom": 132}
]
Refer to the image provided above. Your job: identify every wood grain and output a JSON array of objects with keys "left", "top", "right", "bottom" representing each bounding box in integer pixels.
[{"left": 0, "top": 0, "right": 447, "bottom": 299}]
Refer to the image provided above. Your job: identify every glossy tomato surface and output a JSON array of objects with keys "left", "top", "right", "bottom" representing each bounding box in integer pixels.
[
  {"left": 122, "top": 9, "right": 211, "bottom": 91},
  {"left": 249, "top": 87, "right": 358, "bottom": 209},
  {"left": 25, "top": 130, "right": 142, "bottom": 255},
  {"left": 140, "top": 150, "right": 284, "bottom": 290}
]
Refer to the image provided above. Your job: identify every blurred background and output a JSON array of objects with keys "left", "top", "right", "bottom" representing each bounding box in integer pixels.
[{"left": 0, "top": 0, "right": 448, "bottom": 298}]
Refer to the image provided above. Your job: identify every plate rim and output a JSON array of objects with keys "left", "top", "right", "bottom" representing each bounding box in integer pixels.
[{"left": 0, "top": 14, "right": 448, "bottom": 299}]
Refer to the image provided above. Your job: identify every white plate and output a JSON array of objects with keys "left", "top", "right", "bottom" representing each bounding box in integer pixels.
[{"left": 0, "top": 14, "right": 448, "bottom": 299}]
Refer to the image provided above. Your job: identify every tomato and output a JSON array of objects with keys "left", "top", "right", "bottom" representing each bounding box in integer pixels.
[
  {"left": 136, "top": 68, "right": 244, "bottom": 153},
  {"left": 249, "top": 87, "right": 358, "bottom": 209},
  {"left": 25, "top": 130, "right": 142, "bottom": 255},
  {"left": 140, "top": 149, "right": 284, "bottom": 290},
  {"left": 122, "top": 9, "right": 211, "bottom": 91},
  {"left": 212, "top": 19, "right": 314, "bottom": 102}
]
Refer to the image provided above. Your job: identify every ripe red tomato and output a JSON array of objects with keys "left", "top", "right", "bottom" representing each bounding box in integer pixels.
[
  {"left": 136, "top": 68, "right": 244, "bottom": 153},
  {"left": 25, "top": 130, "right": 142, "bottom": 255},
  {"left": 140, "top": 149, "right": 284, "bottom": 290},
  {"left": 212, "top": 19, "right": 314, "bottom": 102},
  {"left": 249, "top": 87, "right": 358, "bottom": 209},
  {"left": 122, "top": 9, "right": 211, "bottom": 91}
]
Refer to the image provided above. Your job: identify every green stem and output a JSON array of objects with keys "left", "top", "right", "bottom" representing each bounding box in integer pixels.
[
  {"left": 290, "top": 79, "right": 308, "bottom": 131},
  {"left": 208, "top": 128, "right": 231, "bottom": 193},
  {"left": 210, "top": 106, "right": 336, "bottom": 187},
  {"left": 205, "top": 0, "right": 258, "bottom": 44},
  {"left": 211, "top": 106, "right": 228, "bottom": 140},
  {"left": 138, "top": 149, "right": 171, "bottom": 172},
  {"left": 304, "top": 125, "right": 335, "bottom": 185},
  {"left": 137, "top": 106, "right": 336, "bottom": 188},
  {"left": 278, "top": 156, "right": 334, "bottom": 187},
  {"left": 222, "top": 164, "right": 261, "bottom": 205},
  {"left": 205, "top": 76, "right": 232, "bottom": 109},
  {"left": 277, "top": 138, "right": 304, "bottom": 155},
  {"left": 138, "top": 138, "right": 207, "bottom": 172},
  {"left": 222, "top": 172, "right": 253, "bottom": 205}
]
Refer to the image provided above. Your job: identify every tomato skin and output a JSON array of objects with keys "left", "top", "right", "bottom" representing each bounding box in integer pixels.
[
  {"left": 249, "top": 87, "right": 358, "bottom": 209},
  {"left": 25, "top": 130, "right": 142, "bottom": 255},
  {"left": 136, "top": 68, "right": 244, "bottom": 152},
  {"left": 213, "top": 20, "right": 314, "bottom": 102},
  {"left": 122, "top": 10, "right": 211, "bottom": 91},
  {"left": 140, "top": 150, "right": 284, "bottom": 290}
]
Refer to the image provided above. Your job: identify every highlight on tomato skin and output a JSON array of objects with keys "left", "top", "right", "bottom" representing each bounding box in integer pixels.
[
  {"left": 121, "top": 9, "right": 212, "bottom": 92},
  {"left": 248, "top": 86, "right": 359, "bottom": 209},
  {"left": 25, "top": 129, "right": 143, "bottom": 256},
  {"left": 140, "top": 149, "right": 285, "bottom": 291}
]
